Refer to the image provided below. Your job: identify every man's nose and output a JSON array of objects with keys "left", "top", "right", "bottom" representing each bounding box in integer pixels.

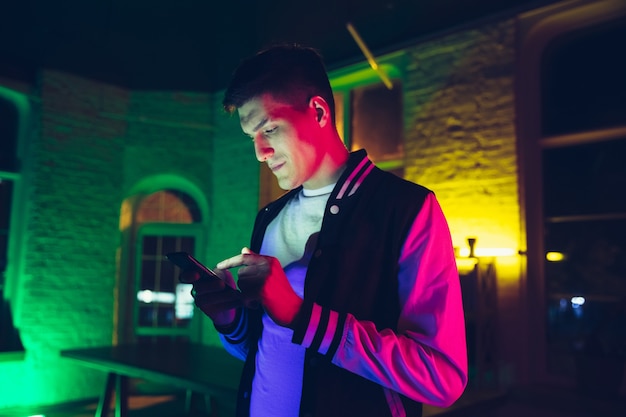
[{"left": 253, "top": 136, "right": 273, "bottom": 162}]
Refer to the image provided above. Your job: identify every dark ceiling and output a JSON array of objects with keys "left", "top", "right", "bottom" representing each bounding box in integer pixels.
[{"left": 1, "top": 0, "right": 557, "bottom": 92}]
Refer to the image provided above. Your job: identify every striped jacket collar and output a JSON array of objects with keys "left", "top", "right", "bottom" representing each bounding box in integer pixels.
[
  {"left": 333, "top": 149, "right": 375, "bottom": 201},
  {"left": 252, "top": 149, "right": 376, "bottom": 250},
  {"left": 268, "top": 149, "right": 375, "bottom": 208}
]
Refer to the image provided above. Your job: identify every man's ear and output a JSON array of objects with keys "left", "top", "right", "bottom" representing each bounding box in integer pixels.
[
  {"left": 309, "top": 96, "right": 330, "bottom": 127},
  {"left": 316, "top": 107, "right": 323, "bottom": 122}
]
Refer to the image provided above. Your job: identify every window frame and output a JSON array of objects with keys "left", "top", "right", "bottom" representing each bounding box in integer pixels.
[
  {"left": 329, "top": 57, "right": 404, "bottom": 154},
  {"left": 134, "top": 222, "right": 204, "bottom": 340},
  {"left": 0, "top": 86, "right": 31, "bottom": 359},
  {"left": 118, "top": 179, "right": 210, "bottom": 345},
  {"left": 516, "top": 0, "right": 626, "bottom": 385}
]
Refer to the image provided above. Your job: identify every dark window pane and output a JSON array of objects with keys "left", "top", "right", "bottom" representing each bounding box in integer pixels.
[
  {"left": 142, "top": 236, "right": 158, "bottom": 255},
  {"left": 136, "top": 232, "right": 197, "bottom": 332},
  {"left": 161, "top": 236, "right": 178, "bottom": 255},
  {"left": 161, "top": 256, "right": 177, "bottom": 295},
  {"left": 350, "top": 83, "right": 403, "bottom": 163},
  {"left": 137, "top": 305, "right": 177, "bottom": 328},
  {"left": 156, "top": 305, "right": 174, "bottom": 326},
  {"left": 546, "top": 296, "right": 626, "bottom": 376},
  {"left": 0, "top": 97, "right": 18, "bottom": 172},
  {"left": 0, "top": 180, "right": 11, "bottom": 230},
  {"left": 0, "top": 292, "right": 24, "bottom": 352},
  {"left": 162, "top": 261, "right": 177, "bottom": 285},
  {"left": 542, "top": 18, "right": 626, "bottom": 136},
  {"left": 140, "top": 260, "right": 156, "bottom": 289},
  {"left": 544, "top": 220, "right": 626, "bottom": 296},
  {"left": 0, "top": 180, "right": 12, "bottom": 280},
  {"left": 544, "top": 219, "right": 626, "bottom": 377},
  {"left": 138, "top": 305, "right": 157, "bottom": 327},
  {"left": 543, "top": 138, "right": 626, "bottom": 218}
]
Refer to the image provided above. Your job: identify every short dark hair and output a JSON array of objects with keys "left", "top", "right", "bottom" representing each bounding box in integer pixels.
[{"left": 222, "top": 44, "right": 335, "bottom": 122}]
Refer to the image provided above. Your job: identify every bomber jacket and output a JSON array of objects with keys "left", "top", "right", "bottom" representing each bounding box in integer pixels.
[{"left": 219, "top": 149, "right": 467, "bottom": 417}]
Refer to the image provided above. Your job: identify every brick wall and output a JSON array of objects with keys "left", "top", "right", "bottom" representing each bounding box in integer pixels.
[
  {"left": 402, "top": 19, "right": 523, "bottom": 385},
  {"left": 0, "top": 70, "right": 128, "bottom": 405},
  {"left": 403, "top": 19, "right": 519, "bottom": 254},
  {"left": 0, "top": 69, "right": 261, "bottom": 408}
]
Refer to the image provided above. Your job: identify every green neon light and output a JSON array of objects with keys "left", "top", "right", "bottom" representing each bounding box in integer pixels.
[{"left": 330, "top": 64, "right": 401, "bottom": 91}]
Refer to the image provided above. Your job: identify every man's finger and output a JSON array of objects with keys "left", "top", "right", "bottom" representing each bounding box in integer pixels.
[
  {"left": 216, "top": 254, "right": 247, "bottom": 269},
  {"left": 216, "top": 250, "right": 264, "bottom": 270}
]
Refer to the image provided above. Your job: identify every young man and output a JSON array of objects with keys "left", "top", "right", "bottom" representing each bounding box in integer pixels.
[{"left": 186, "top": 44, "right": 467, "bottom": 417}]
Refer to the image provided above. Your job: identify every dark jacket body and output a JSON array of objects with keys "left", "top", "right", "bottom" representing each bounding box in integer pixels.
[{"left": 235, "top": 150, "right": 431, "bottom": 417}]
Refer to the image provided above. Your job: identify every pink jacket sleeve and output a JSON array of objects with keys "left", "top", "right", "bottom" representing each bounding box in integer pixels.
[{"left": 293, "top": 193, "right": 468, "bottom": 407}]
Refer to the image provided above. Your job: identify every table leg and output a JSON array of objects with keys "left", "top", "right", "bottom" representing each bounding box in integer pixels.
[
  {"left": 185, "top": 389, "right": 193, "bottom": 414},
  {"left": 185, "top": 390, "right": 217, "bottom": 416},
  {"left": 96, "top": 373, "right": 115, "bottom": 417},
  {"left": 115, "top": 374, "right": 129, "bottom": 417}
]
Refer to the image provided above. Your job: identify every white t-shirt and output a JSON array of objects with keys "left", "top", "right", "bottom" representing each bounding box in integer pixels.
[{"left": 250, "top": 184, "right": 334, "bottom": 417}]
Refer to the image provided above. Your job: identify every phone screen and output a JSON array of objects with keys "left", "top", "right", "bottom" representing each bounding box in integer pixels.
[
  {"left": 166, "top": 252, "right": 240, "bottom": 297},
  {"left": 166, "top": 251, "right": 221, "bottom": 279}
]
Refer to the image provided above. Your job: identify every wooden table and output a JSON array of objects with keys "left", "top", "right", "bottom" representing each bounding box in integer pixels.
[{"left": 61, "top": 343, "right": 243, "bottom": 417}]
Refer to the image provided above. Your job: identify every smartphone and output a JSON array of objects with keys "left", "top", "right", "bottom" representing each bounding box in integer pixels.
[{"left": 166, "top": 251, "right": 239, "bottom": 294}]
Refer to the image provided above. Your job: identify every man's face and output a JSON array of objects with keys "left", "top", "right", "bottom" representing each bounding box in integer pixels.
[{"left": 238, "top": 94, "right": 324, "bottom": 190}]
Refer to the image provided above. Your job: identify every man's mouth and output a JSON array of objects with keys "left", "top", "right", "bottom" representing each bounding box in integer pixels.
[{"left": 269, "top": 162, "right": 285, "bottom": 172}]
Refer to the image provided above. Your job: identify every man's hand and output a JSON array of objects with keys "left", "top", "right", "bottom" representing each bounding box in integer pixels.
[
  {"left": 217, "top": 247, "right": 303, "bottom": 328},
  {"left": 180, "top": 267, "right": 241, "bottom": 327}
]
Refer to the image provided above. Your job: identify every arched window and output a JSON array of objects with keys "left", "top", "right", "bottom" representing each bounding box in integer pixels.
[
  {"left": 125, "top": 188, "right": 206, "bottom": 344},
  {"left": 136, "top": 190, "right": 202, "bottom": 224}
]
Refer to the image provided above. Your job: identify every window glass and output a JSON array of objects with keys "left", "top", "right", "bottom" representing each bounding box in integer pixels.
[
  {"left": 541, "top": 19, "right": 626, "bottom": 380},
  {"left": 137, "top": 233, "right": 195, "bottom": 334},
  {"left": 543, "top": 138, "right": 626, "bottom": 218},
  {"left": 543, "top": 140, "right": 626, "bottom": 376},
  {"left": 542, "top": 19, "right": 626, "bottom": 136},
  {"left": 0, "top": 97, "right": 18, "bottom": 172},
  {"left": 350, "top": 83, "right": 403, "bottom": 166},
  {"left": 545, "top": 246, "right": 626, "bottom": 376},
  {"left": 0, "top": 180, "right": 11, "bottom": 284}
]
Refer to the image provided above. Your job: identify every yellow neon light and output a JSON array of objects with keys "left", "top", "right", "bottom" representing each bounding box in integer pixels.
[
  {"left": 546, "top": 252, "right": 566, "bottom": 262},
  {"left": 458, "top": 247, "right": 517, "bottom": 257},
  {"left": 346, "top": 22, "right": 393, "bottom": 90},
  {"left": 456, "top": 257, "right": 479, "bottom": 271}
]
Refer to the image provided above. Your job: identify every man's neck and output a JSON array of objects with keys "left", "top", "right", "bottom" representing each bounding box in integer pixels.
[{"left": 303, "top": 140, "right": 349, "bottom": 190}]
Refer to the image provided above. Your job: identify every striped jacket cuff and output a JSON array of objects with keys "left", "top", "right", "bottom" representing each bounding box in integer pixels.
[
  {"left": 292, "top": 301, "right": 347, "bottom": 357},
  {"left": 214, "top": 308, "right": 247, "bottom": 343}
]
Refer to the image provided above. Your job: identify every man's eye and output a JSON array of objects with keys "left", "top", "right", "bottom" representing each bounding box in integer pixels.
[{"left": 264, "top": 126, "right": 278, "bottom": 135}]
